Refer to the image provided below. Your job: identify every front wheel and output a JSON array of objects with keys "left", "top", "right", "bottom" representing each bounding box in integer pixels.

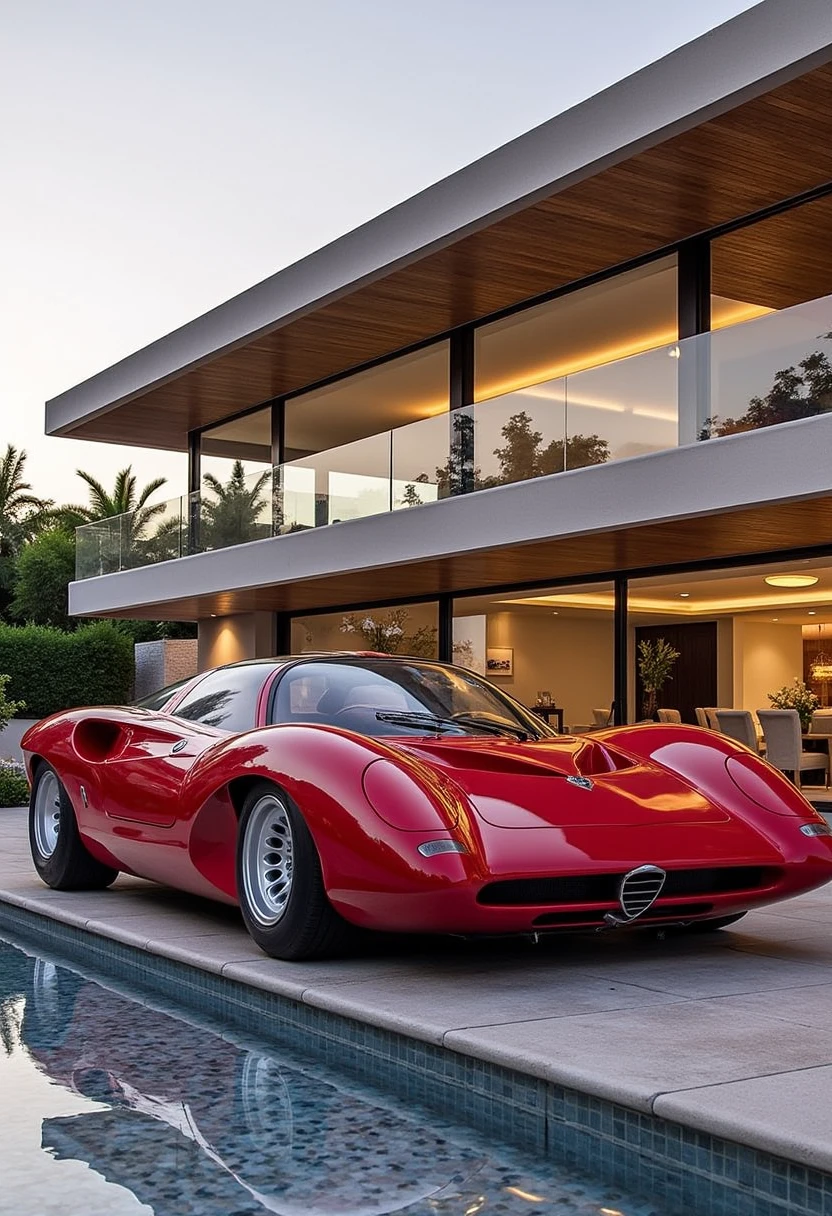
[
  {"left": 29, "top": 763, "right": 118, "bottom": 891},
  {"left": 236, "top": 781, "right": 354, "bottom": 960}
]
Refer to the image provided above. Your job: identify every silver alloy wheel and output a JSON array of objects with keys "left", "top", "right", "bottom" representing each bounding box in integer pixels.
[
  {"left": 241, "top": 793, "right": 295, "bottom": 926},
  {"left": 33, "top": 770, "right": 61, "bottom": 858}
]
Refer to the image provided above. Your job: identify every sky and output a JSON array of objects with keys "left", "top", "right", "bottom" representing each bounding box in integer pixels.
[{"left": 1, "top": 0, "right": 761, "bottom": 509}]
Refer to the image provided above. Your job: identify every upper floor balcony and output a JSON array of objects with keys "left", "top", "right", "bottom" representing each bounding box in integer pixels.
[{"left": 75, "top": 290, "right": 832, "bottom": 582}]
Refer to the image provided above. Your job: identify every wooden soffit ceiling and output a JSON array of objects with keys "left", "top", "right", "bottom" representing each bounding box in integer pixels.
[
  {"left": 98, "top": 494, "right": 832, "bottom": 621},
  {"left": 67, "top": 62, "right": 832, "bottom": 453}
]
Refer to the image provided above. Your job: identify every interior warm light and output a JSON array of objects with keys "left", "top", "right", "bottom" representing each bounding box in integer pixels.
[
  {"left": 810, "top": 610, "right": 817, "bottom": 615},
  {"left": 764, "top": 574, "right": 819, "bottom": 588},
  {"left": 474, "top": 327, "right": 678, "bottom": 402},
  {"left": 501, "top": 587, "right": 832, "bottom": 616},
  {"left": 679, "top": 592, "right": 690, "bottom": 598},
  {"left": 710, "top": 297, "right": 775, "bottom": 330}
]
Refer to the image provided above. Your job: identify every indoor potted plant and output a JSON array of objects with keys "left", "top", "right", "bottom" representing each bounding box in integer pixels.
[{"left": 637, "top": 638, "right": 680, "bottom": 720}]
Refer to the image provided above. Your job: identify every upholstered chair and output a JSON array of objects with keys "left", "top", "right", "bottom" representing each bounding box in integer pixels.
[
  {"left": 757, "top": 709, "right": 829, "bottom": 788},
  {"left": 716, "top": 710, "right": 759, "bottom": 752}
]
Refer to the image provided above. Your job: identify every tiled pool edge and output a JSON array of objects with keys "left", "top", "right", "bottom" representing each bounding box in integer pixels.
[{"left": 1, "top": 899, "right": 829, "bottom": 1216}]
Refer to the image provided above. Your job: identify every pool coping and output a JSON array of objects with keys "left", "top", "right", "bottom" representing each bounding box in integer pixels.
[
  {"left": 1, "top": 895, "right": 830, "bottom": 1216},
  {"left": 4, "top": 804, "right": 832, "bottom": 1215}
]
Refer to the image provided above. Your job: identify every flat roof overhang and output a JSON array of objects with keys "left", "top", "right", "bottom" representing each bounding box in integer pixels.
[
  {"left": 48, "top": 0, "right": 832, "bottom": 453},
  {"left": 68, "top": 413, "right": 832, "bottom": 620}
]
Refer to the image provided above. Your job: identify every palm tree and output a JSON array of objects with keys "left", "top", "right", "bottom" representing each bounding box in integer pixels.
[
  {"left": 201, "top": 461, "right": 271, "bottom": 549},
  {"left": 0, "top": 445, "right": 53, "bottom": 556},
  {"left": 60, "top": 467, "right": 170, "bottom": 573},
  {"left": 62, "top": 466, "right": 168, "bottom": 530}
]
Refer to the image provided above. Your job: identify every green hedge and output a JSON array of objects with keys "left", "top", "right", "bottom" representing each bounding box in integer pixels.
[{"left": 0, "top": 623, "right": 133, "bottom": 719}]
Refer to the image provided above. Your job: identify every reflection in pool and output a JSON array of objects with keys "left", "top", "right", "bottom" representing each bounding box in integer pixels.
[{"left": 0, "top": 937, "right": 661, "bottom": 1215}]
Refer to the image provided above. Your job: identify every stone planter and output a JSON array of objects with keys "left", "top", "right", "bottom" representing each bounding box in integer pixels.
[{"left": 134, "top": 639, "right": 198, "bottom": 700}]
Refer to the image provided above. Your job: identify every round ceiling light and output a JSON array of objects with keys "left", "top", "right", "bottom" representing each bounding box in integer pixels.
[{"left": 764, "top": 574, "right": 819, "bottom": 588}]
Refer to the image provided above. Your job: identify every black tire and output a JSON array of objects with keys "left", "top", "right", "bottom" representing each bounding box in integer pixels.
[
  {"left": 236, "top": 780, "right": 355, "bottom": 960},
  {"left": 29, "top": 762, "right": 118, "bottom": 891}
]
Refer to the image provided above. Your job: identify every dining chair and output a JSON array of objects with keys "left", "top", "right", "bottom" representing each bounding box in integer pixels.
[
  {"left": 591, "top": 707, "right": 613, "bottom": 726},
  {"left": 705, "top": 708, "right": 721, "bottom": 731},
  {"left": 757, "top": 710, "right": 829, "bottom": 789},
  {"left": 809, "top": 710, "right": 832, "bottom": 736},
  {"left": 716, "top": 710, "right": 759, "bottom": 752},
  {"left": 657, "top": 708, "right": 682, "bottom": 723},
  {"left": 694, "top": 707, "right": 709, "bottom": 728}
]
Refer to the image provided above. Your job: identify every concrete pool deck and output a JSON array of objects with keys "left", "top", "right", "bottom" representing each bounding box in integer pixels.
[{"left": 3, "top": 807, "right": 832, "bottom": 1178}]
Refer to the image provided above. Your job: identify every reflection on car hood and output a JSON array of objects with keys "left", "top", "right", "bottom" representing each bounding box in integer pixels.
[{"left": 395, "top": 736, "right": 730, "bottom": 828}]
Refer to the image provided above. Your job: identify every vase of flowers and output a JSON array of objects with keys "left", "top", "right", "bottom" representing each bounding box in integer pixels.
[{"left": 767, "top": 678, "right": 819, "bottom": 732}]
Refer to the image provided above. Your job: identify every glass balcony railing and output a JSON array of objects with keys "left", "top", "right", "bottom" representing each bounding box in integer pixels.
[{"left": 75, "top": 292, "right": 832, "bottom": 579}]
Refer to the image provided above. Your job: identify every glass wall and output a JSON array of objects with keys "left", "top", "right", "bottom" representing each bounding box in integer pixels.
[
  {"left": 473, "top": 257, "right": 678, "bottom": 476},
  {"left": 200, "top": 406, "right": 273, "bottom": 483},
  {"left": 627, "top": 557, "right": 832, "bottom": 729},
  {"left": 291, "top": 601, "right": 440, "bottom": 659},
  {"left": 452, "top": 583, "right": 615, "bottom": 731},
  {"left": 284, "top": 342, "right": 450, "bottom": 461},
  {"left": 705, "top": 195, "right": 832, "bottom": 439}
]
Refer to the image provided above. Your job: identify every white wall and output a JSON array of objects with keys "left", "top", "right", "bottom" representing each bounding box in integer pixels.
[
  {"left": 463, "top": 611, "right": 614, "bottom": 727},
  {"left": 733, "top": 619, "right": 804, "bottom": 715},
  {"left": 198, "top": 612, "right": 275, "bottom": 671}
]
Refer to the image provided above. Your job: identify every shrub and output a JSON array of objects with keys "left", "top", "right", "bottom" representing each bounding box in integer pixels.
[
  {"left": 11, "top": 529, "right": 76, "bottom": 630},
  {"left": 0, "top": 760, "right": 28, "bottom": 808},
  {"left": 0, "top": 674, "right": 25, "bottom": 731},
  {"left": 0, "top": 622, "right": 133, "bottom": 718}
]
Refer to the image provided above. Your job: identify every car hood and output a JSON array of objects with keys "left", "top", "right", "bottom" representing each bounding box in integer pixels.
[{"left": 395, "top": 735, "right": 730, "bottom": 829}]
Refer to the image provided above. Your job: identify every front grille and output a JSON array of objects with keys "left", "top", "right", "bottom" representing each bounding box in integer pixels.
[
  {"left": 620, "top": 866, "right": 666, "bottom": 918},
  {"left": 477, "top": 867, "right": 777, "bottom": 907}
]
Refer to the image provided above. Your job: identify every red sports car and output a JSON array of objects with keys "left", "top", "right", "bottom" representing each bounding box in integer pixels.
[{"left": 21, "top": 653, "right": 832, "bottom": 960}]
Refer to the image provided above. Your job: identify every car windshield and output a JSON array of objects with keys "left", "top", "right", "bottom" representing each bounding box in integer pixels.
[{"left": 270, "top": 659, "right": 550, "bottom": 739}]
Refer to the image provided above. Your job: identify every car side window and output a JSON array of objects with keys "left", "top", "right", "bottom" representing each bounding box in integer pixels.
[
  {"left": 172, "top": 666, "right": 266, "bottom": 732},
  {"left": 134, "top": 676, "right": 194, "bottom": 712}
]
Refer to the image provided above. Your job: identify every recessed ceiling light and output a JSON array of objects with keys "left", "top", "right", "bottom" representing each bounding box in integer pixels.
[
  {"left": 772, "top": 617, "right": 779, "bottom": 622},
  {"left": 809, "top": 611, "right": 817, "bottom": 616},
  {"left": 764, "top": 574, "right": 819, "bottom": 588},
  {"left": 552, "top": 611, "right": 559, "bottom": 615},
  {"left": 679, "top": 592, "right": 690, "bottom": 598}
]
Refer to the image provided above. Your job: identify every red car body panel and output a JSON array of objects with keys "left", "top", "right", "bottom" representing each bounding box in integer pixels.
[{"left": 21, "top": 658, "right": 832, "bottom": 940}]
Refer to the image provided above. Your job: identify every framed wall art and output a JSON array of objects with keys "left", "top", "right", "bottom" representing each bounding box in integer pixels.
[{"left": 485, "top": 647, "right": 513, "bottom": 676}]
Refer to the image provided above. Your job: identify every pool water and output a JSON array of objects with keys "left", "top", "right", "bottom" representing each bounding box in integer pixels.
[{"left": 0, "top": 934, "right": 664, "bottom": 1216}]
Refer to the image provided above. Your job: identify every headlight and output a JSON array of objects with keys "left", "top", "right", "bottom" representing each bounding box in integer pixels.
[
  {"left": 725, "top": 755, "right": 816, "bottom": 816},
  {"left": 800, "top": 822, "right": 832, "bottom": 837}
]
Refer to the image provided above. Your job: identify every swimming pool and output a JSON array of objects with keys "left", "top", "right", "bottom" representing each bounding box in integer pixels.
[{"left": 0, "top": 933, "right": 661, "bottom": 1216}]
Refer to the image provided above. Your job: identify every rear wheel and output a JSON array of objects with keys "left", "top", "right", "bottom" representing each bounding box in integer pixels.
[
  {"left": 236, "top": 781, "right": 354, "bottom": 960},
  {"left": 29, "top": 763, "right": 118, "bottom": 891}
]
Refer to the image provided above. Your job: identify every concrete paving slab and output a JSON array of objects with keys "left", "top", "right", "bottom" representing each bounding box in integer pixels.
[
  {"left": 443, "top": 1001, "right": 832, "bottom": 1112},
  {"left": 569, "top": 946, "right": 832, "bottom": 998},
  {"left": 709, "top": 981, "right": 832, "bottom": 1029},
  {"left": 653, "top": 1065, "right": 832, "bottom": 1172},
  {"left": 301, "top": 966, "right": 686, "bottom": 1045}
]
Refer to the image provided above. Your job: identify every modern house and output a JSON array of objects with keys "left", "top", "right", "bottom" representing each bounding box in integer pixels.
[{"left": 50, "top": 0, "right": 832, "bottom": 729}]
